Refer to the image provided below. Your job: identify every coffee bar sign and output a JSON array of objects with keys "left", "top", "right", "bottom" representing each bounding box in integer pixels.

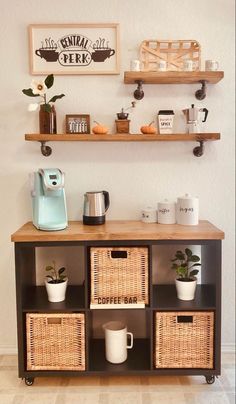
[{"left": 28, "top": 24, "right": 120, "bottom": 75}]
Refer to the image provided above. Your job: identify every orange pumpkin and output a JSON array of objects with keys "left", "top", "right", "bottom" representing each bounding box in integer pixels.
[
  {"left": 92, "top": 121, "right": 109, "bottom": 134},
  {"left": 140, "top": 121, "right": 157, "bottom": 134}
]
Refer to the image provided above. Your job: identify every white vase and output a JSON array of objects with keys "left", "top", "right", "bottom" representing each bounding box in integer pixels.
[
  {"left": 45, "top": 278, "right": 68, "bottom": 302},
  {"left": 175, "top": 277, "right": 197, "bottom": 301}
]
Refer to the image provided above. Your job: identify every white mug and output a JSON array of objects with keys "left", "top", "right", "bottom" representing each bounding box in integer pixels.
[
  {"left": 157, "top": 60, "right": 167, "bottom": 71},
  {"left": 130, "top": 59, "right": 141, "bottom": 71},
  {"left": 141, "top": 207, "right": 157, "bottom": 223},
  {"left": 103, "top": 321, "right": 133, "bottom": 364},
  {"left": 205, "top": 60, "right": 219, "bottom": 71},
  {"left": 183, "top": 59, "right": 195, "bottom": 71}
]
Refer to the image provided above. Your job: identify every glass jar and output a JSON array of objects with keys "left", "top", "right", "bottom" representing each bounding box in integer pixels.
[{"left": 39, "top": 105, "right": 57, "bottom": 134}]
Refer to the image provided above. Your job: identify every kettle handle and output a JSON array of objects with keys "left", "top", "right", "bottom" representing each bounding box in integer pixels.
[
  {"left": 202, "top": 108, "right": 208, "bottom": 122},
  {"left": 103, "top": 191, "right": 110, "bottom": 212}
]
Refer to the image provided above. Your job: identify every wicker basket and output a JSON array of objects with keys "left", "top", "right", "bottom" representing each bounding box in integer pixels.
[
  {"left": 90, "top": 247, "right": 149, "bottom": 307},
  {"left": 140, "top": 39, "right": 201, "bottom": 71},
  {"left": 155, "top": 311, "right": 214, "bottom": 369},
  {"left": 26, "top": 313, "right": 85, "bottom": 371}
]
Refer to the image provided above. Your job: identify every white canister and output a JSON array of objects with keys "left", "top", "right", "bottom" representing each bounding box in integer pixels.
[
  {"left": 103, "top": 321, "right": 133, "bottom": 364},
  {"left": 177, "top": 194, "right": 199, "bottom": 225},
  {"left": 157, "top": 199, "right": 176, "bottom": 224},
  {"left": 141, "top": 207, "right": 157, "bottom": 223}
]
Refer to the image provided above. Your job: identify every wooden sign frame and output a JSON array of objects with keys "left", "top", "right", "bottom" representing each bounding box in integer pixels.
[{"left": 65, "top": 114, "right": 90, "bottom": 134}]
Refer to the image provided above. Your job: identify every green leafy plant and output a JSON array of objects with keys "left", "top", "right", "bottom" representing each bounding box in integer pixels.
[
  {"left": 45, "top": 261, "right": 67, "bottom": 284},
  {"left": 171, "top": 248, "right": 201, "bottom": 279},
  {"left": 22, "top": 74, "right": 65, "bottom": 112}
]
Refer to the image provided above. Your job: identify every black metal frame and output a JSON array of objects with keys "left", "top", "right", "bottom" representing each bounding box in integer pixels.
[{"left": 14, "top": 238, "right": 221, "bottom": 385}]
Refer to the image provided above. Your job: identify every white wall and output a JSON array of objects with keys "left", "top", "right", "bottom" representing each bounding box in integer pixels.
[{"left": 0, "top": 0, "right": 235, "bottom": 352}]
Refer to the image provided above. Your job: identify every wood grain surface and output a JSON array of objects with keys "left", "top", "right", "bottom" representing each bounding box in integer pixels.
[
  {"left": 11, "top": 220, "right": 224, "bottom": 242},
  {"left": 25, "top": 133, "right": 220, "bottom": 142},
  {"left": 124, "top": 71, "right": 224, "bottom": 84}
]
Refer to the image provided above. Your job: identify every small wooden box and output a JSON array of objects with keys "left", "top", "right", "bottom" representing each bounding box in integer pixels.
[{"left": 115, "top": 119, "right": 130, "bottom": 133}]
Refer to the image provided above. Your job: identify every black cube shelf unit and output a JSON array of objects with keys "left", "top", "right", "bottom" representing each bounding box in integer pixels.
[{"left": 11, "top": 220, "right": 224, "bottom": 386}]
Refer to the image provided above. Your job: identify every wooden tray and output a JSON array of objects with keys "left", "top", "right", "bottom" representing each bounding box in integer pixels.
[{"left": 140, "top": 40, "right": 201, "bottom": 71}]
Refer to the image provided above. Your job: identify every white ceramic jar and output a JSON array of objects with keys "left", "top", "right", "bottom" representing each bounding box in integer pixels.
[
  {"left": 141, "top": 207, "right": 157, "bottom": 223},
  {"left": 176, "top": 194, "right": 199, "bottom": 225},
  {"left": 157, "top": 199, "right": 176, "bottom": 224}
]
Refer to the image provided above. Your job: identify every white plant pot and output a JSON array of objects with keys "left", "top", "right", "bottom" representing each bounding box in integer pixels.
[
  {"left": 45, "top": 278, "right": 68, "bottom": 302},
  {"left": 175, "top": 277, "right": 197, "bottom": 301}
]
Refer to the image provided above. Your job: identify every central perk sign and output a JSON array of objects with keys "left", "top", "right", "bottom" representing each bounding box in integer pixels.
[{"left": 29, "top": 24, "right": 120, "bottom": 75}]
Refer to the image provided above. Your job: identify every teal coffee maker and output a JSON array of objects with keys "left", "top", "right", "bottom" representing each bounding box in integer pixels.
[{"left": 31, "top": 168, "right": 68, "bottom": 231}]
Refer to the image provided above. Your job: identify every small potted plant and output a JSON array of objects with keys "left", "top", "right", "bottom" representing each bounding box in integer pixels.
[
  {"left": 45, "top": 261, "right": 68, "bottom": 302},
  {"left": 171, "top": 248, "right": 201, "bottom": 300}
]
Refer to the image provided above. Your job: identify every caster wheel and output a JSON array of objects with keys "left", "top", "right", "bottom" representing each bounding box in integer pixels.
[
  {"left": 205, "top": 375, "right": 215, "bottom": 384},
  {"left": 25, "top": 377, "right": 34, "bottom": 386}
]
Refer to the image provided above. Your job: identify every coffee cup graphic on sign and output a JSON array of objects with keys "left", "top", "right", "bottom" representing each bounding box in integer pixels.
[
  {"left": 91, "top": 38, "right": 115, "bottom": 62},
  {"left": 35, "top": 38, "right": 59, "bottom": 62}
]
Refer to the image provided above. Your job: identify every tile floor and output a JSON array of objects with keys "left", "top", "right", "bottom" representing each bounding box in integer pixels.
[{"left": 0, "top": 353, "right": 234, "bottom": 404}]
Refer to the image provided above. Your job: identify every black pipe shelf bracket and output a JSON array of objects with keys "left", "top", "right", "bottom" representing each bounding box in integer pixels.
[
  {"left": 193, "top": 140, "right": 205, "bottom": 157},
  {"left": 133, "top": 80, "right": 144, "bottom": 100},
  {"left": 195, "top": 80, "right": 207, "bottom": 100},
  {"left": 133, "top": 79, "right": 208, "bottom": 100},
  {"left": 40, "top": 142, "right": 52, "bottom": 157}
]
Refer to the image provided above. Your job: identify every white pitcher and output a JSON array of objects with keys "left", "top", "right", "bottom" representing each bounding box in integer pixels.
[{"left": 103, "top": 321, "right": 133, "bottom": 364}]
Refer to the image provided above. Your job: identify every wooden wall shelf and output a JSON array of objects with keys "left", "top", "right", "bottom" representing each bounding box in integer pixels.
[
  {"left": 124, "top": 71, "right": 224, "bottom": 100},
  {"left": 124, "top": 71, "right": 224, "bottom": 85},
  {"left": 25, "top": 133, "right": 220, "bottom": 157}
]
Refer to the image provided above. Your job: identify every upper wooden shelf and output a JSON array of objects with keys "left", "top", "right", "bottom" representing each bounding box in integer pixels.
[
  {"left": 124, "top": 71, "right": 224, "bottom": 84},
  {"left": 124, "top": 71, "right": 224, "bottom": 101},
  {"left": 25, "top": 133, "right": 220, "bottom": 142},
  {"left": 11, "top": 220, "right": 224, "bottom": 242}
]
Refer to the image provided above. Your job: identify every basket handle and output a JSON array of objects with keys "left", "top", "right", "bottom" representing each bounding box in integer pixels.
[
  {"left": 47, "top": 317, "right": 62, "bottom": 325},
  {"left": 177, "top": 315, "right": 193, "bottom": 323},
  {"left": 111, "top": 250, "right": 128, "bottom": 259}
]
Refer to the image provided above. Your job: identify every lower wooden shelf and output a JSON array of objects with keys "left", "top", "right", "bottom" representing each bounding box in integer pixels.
[
  {"left": 25, "top": 133, "right": 220, "bottom": 142},
  {"left": 25, "top": 132, "right": 220, "bottom": 157},
  {"left": 89, "top": 338, "right": 150, "bottom": 373},
  {"left": 153, "top": 285, "right": 216, "bottom": 310},
  {"left": 22, "top": 285, "right": 85, "bottom": 312}
]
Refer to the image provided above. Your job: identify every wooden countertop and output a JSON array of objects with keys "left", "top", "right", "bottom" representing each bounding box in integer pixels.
[{"left": 11, "top": 220, "right": 224, "bottom": 242}]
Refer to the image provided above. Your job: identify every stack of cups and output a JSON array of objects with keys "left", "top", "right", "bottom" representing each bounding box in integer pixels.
[{"left": 157, "top": 199, "right": 176, "bottom": 224}]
